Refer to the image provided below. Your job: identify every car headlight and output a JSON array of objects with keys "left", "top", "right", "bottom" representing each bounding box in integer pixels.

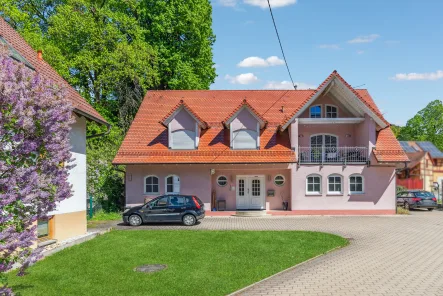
[{"left": 123, "top": 208, "right": 131, "bottom": 214}]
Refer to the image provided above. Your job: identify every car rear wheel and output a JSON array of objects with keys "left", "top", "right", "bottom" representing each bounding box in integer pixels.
[
  {"left": 428, "top": 208, "right": 434, "bottom": 211},
  {"left": 182, "top": 214, "right": 196, "bottom": 226},
  {"left": 129, "top": 214, "right": 142, "bottom": 226},
  {"left": 404, "top": 202, "right": 410, "bottom": 210}
]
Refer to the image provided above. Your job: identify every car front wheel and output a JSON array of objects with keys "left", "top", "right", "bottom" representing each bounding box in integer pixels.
[
  {"left": 404, "top": 202, "right": 410, "bottom": 210},
  {"left": 428, "top": 208, "right": 434, "bottom": 211},
  {"left": 128, "top": 214, "right": 142, "bottom": 226},
  {"left": 182, "top": 214, "right": 196, "bottom": 226}
]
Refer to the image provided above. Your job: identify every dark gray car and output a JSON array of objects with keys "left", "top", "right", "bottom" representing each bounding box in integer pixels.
[
  {"left": 396, "top": 190, "right": 437, "bottom": 211},
  {"left": 123, "top": 195, "right": 205, "bottom": 226}
]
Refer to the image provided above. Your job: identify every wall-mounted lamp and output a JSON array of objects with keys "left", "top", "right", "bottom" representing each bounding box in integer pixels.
[
  {"left": 346, "top": 134, "right": 352, "bottom": 138},
  {"left": 298, "top": 134, "right": 304, "bottom": 138},
  {"left": 128, "top": 174, "right": 132, "bottom": 181},
  {"left": 210, "top": 169, "right": 215, "bottom": 175}
]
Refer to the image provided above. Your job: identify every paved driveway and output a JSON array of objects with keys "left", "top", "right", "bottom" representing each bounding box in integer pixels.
[{"left": 111, "top": 210, "right": 443, "bottom": 295}]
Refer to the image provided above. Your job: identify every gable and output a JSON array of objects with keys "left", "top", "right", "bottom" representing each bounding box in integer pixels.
[
  {"left": 169, "top": 108, "right": 196, "bottom": 131},
  {"left": 231, "top": 108, "right": 259, "bottom": 131},
  {"left": 299, "top": 93, "right": 356, "bottom": 118}
]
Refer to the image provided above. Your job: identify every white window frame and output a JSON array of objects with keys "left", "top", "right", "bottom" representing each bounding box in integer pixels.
[
  {"left": 144, "top": 175, "right": 160, "bottom": 194},
  {"left": 349, "top": 174, "right": 364, "bottom": 194},
  {"left": 217, "top": 175, "right": 228, "bottom": 187},
  {"left": 325, "top": 104, "right": 338, "bottom": 118},
  {"left": 306, "top": 174, "right": 322, "bottom": 195},
  {"left": 309, "top": 105, "right": 322, "bottom": 118},
  {"left": 274, "top": 175, "right": 285, "bottom": 187},
  {"left": 310, "top": 133, "right": 340, "bottom": 147},
  {"left": 327, "top": 174, "right": 343, "bottom": 195},
  {"left": 165, "top": 174, "right": 180, "bottom": 194}
]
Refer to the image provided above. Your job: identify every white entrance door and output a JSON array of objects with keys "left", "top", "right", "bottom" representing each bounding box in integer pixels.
[{"left": 236, "top": 175, "right": 265, "bottom": 210}]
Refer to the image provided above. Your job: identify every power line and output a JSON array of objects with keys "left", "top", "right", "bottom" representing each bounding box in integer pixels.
[{"left": 266, "top": 0, "right": 296, "bottom": 90}]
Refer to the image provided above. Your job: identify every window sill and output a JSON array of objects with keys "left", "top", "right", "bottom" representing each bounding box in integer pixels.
[
  {"left": 305, "top": 193, "right": 322, "bottom": 196},
  {"left": 144, "top": 193, "right": 160, "bottom": 195},
  {"left": 326, "top": 193, "right": 344, "bottom": 196},
  {"left": 349, "top": 192, "right": 365, "bottom": 195}
]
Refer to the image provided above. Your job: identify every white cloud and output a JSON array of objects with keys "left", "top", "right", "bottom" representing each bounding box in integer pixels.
[
  {"left": 237, "top": 56, "right": 284, "bottom": 68},
  {"left": 218, "top": 0, "right": 237, "bottom": 6},
  {"left": 225, "top": 73, "right": 259, "bottom": 84},
  {"left": 390, "top": 70, "right": 443, "bottom": 81},
  {"left": 357, "top": 50, "right": 365, "bottom": 55},
  {"left": 348, "top": 34, "right": 380, "bottom": 44},
  {"left": 318, "top": 44, "right": 340, "bottom": 50},
  {"left": 264, "top": 81, "right": 316, "bottom": 90},
  {"left": 243, "top": 0, "right": 297, "bottom": 9}
]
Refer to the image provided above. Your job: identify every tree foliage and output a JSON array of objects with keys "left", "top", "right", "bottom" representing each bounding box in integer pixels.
[
  {"left": 0, "top": 48, "right": 74, "bottom": 294},
  {"left": 1, "top": 0, "right": 216, "bottom": 215},
  {"left": 398, "top": 100, "right": 443, "bottom": 150}
]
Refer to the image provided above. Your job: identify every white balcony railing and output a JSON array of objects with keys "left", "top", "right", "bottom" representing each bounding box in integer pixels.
[{"left": 298, "top": 147, "right": 369, "bottom": 164}]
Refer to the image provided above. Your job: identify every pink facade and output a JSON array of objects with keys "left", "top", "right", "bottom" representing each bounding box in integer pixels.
[{"left": 122, "top": 86, "right": 399, "bottom": 215}]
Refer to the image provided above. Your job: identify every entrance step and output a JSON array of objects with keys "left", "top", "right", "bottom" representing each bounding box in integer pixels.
[{"left": 234, "top": 210, "right": 267, "bottom": 217}]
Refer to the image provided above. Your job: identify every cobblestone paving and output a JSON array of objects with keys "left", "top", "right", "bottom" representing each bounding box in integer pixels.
[{"left": 111, "top": 210, "right": 443, "bottom": 296}]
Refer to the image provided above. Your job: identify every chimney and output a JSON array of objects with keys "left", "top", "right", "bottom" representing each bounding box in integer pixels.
[
  {"left": 37, "top": 50, "right": 43, "bottom": 61},
  {"left": 281, "top": 105, "right": 285, "bottom": 113}
]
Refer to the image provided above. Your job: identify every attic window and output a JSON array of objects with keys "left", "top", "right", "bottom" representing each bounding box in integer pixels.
[
  {"left": 309, "top": 105, "right": 322, "bottom": 118},
  {"left": 0, "top": 36, "right": 35, "bottom": 70}
]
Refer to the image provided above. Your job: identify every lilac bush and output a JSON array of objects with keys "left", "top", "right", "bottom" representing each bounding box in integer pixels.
[{"left": 0, "top": 46, "right": 74, "bottom": 295}]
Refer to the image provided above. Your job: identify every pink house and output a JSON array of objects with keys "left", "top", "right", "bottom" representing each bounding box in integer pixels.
[{"left": 113, "top": 71, "right": 408, "bottom": 215}]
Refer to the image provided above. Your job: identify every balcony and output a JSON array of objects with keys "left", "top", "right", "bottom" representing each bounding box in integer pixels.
[{"left": 298, "top": 147, "right": 369, "bottom": 164}]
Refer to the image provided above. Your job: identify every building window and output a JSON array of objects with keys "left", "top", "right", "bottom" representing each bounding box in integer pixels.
[
  {"left": 232, "top": 129, "right": 258, "bottom": 149},
  {"left": 171, "top": 129, "right": 196, "bottom": 149},
  {"left": 309, "top": 105, "right": 322, "bottom": 118},
  {"left": 327, "top": 174, "right": 342, "bottom": 194},
  {"left": 326, "top": 105, "right": 338, "bottom": 118},
  {"left": 349, "top": 175, "right": 364, "bottom": 194},
  {"left": 274, "top": 175, "right": 285, "bottom": 186},
  {"left": 144, "top": 175, "right": 159, "bottom": 194},
  {"left": 165, "top": 175, "right": 180, "bottom": 194},
  {"left": 217, "top": 175, "right": 228, "bottom": 187},
  {"left": 306, "top": 174, "right": 322, "bottom": 194},
  {"left": 37, "top": 219, "right": 49, "bottom": 238}
]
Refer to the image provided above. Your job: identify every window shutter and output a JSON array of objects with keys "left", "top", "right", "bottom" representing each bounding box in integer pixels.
[
  {"left": 173, "top": 176, "right": 180, "bottom": 193},
  {"left": 172, "top": 130, "right": 196, "bottom": 149},
  {"left": 233, "top": 130, "right": 257, "bottom": 149}
]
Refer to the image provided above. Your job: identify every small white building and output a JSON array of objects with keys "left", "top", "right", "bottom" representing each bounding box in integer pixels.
[{"left": 1, "top": 18, "right": 110, "bottom": 241}]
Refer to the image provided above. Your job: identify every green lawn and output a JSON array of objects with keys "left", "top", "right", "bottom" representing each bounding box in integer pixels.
[{"left": 7, "top": 230, "right": 347, "bottom": 296}]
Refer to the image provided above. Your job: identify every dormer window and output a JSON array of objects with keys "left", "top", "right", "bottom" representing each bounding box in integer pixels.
[
  {"left": 309, "top": 105, "right": 322, "bottom": 118},
  {"left": 326, "top": 105, "right": 338, "bottom": 118},
  {"left": 161, "top": 100, "right": 207, "bottom": 150},
  {"left": 224, "top": 99, "right": 267, "bottom": 150}
]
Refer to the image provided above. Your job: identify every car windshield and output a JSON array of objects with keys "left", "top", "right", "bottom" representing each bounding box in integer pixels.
[{"left": 415, "top": 192, "right": 434, "bottom": 197}]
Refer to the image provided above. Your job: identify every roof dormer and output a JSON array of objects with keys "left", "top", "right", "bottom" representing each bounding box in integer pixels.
[
  {"left": 161, "top": 100, "right": 207, "bottom": 150},
  {"left": 223, "top": 99, "right": 267, "bottom": 150}
]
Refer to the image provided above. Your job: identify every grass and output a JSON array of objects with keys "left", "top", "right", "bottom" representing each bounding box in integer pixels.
[
  {"left": 396, "top": 207, "right": 410, "bottom": 215},
  {"left": 6, "top": 230, "right": 347, "bottom": 296},
  {"left": 88, "top": 210, "right": 121, "bottom": 221}
]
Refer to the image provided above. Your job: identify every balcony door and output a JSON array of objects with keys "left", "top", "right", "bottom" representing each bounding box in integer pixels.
[{"left": 310, "top": 134, "right": 338, "bottom": 162}]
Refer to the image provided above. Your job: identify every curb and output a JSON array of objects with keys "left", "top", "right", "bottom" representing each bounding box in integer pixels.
[
  {"left": 42, "top": 228, "right": 112, "bottom": 258},
  {"left": 227, "top": 243, "right": 348, "bottom": 295}
]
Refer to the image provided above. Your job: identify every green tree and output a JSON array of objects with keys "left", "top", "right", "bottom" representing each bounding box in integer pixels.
[
  {"left": 398, "top": 100, "right": 443, "bottom": 150},
  {"left": 137, "top": 0, "right": 216, "bottom": 89},
  {"left": 390, "top": 124, "right": 402, "bottom": 137}
]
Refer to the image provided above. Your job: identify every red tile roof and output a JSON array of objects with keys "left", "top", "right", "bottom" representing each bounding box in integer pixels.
[
  {"left": 0, "top": 18, "right": 108, "bottom": 125},
  {"left": 373, "top": 128, "right": 409, "bottom": 162},
  {"left": 114, "top": 72, "right": 406, "bottom": 164}
]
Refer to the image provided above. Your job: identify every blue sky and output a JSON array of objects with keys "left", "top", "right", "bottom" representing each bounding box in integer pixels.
[{"left": 210, "top": 0, "right": 443, "bottom": 126}]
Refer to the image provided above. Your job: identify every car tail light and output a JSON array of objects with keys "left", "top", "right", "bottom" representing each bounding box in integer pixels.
[
  {"left": 411, "top": 198, "right": 421, "bottom": 202},
  {"left": 432, "top": 197, "right": 437, "bottom": 202},
  {"left": 192, "top": 196, "right": 201, "bottom": 209}
]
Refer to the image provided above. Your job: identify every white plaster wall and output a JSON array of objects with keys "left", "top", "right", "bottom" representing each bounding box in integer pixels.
[{"left": 50, "top": 115, "right": 87, "bottom": 215}]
